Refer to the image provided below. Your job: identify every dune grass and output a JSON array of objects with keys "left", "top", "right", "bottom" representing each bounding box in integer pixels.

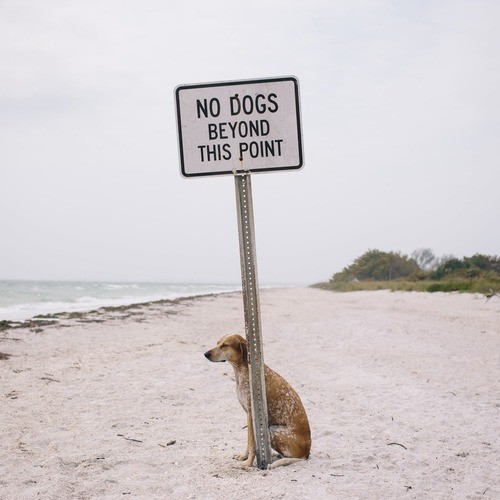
[{"left": 312, "top": 279, "right": 500, "bottom": 295}]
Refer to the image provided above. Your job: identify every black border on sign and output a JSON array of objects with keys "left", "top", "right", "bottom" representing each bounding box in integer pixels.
[{"left": 174, "top": 76, "right": 304, "bottom": 178}]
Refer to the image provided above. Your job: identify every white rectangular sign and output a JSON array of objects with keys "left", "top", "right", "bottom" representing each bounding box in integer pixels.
[{"left": 175, "top": 76, "right": 303, "bottom": 177}]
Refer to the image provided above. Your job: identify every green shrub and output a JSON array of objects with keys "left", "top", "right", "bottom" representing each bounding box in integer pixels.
[{"left": 426, "top": 282, "right": 472, "bottom": 293}]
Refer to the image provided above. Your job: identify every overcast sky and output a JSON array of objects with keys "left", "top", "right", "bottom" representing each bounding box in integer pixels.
[{"left": 1, "top": 0, "right": 499, "bottom": 285}]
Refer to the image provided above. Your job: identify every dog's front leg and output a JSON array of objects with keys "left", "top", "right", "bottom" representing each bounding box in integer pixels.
[
  {"left": 233, "top": 430, "right": 249, "bottom": 462},
  {"left": 236, "top": 404, "right": 255, "bottom": 467}
]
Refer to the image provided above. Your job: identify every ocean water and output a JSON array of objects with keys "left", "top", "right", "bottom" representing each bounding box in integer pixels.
[{"left": 0, "top": 281, "right": 241, "bottom": 321}]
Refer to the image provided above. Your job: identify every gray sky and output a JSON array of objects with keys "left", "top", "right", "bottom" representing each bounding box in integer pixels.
[{"left": 1, "top": 0, "right": 499, "bottom": 285}]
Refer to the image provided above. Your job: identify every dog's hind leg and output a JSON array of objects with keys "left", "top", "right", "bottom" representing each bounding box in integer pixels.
[{"left": 269, "top": 425, "right": 309, "bottom": 464}]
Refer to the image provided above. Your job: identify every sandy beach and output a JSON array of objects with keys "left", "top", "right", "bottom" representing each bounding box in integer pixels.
[{"left": 1, "top": 288, "right": 499, "bottom": 499}]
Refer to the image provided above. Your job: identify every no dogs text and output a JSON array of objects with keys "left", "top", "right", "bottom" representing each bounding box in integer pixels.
[{"left": 195, "top": 93, "right": 285, "bottom": 163}]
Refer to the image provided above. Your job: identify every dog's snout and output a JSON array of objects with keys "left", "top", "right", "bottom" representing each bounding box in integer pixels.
[{"left": 204, "top": 350, "right": 211, "bottom": 360}]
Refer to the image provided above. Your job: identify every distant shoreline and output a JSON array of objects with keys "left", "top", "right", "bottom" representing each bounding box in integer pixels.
[
  {"left": 3, "top": 283, "right": 498, "bottom": 332},
  {"left": 0, "top": 290, "right": 242, "bottom": 331},
  {"left": 0, "top": 281, "right": 244, "bottom": 323}
]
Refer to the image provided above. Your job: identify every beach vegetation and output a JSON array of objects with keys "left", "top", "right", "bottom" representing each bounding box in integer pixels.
[
  {"left": 314, "top": 250, "right": 500, "bottom": 296},
  {"left": 331, "top": 250, "right": 419, "bottom": 282}
]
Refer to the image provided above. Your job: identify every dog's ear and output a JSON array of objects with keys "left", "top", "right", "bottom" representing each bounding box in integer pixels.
[{"left": 239, "top": 338, "right": 249, "bottom": 364}]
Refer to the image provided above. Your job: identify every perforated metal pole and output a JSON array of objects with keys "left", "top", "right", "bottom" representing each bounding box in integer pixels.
[{"left": 234, "top": 172, "right": 271, "bottom": 470}]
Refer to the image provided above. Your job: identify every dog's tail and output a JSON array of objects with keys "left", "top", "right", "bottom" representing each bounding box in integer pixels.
[{"left": 267, "top": 457, "right": 304, "bottom": 470}]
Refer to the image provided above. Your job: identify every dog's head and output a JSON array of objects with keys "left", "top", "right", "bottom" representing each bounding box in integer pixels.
[{"left": 204, "top": 334, "right": 248, "bottom": 367}]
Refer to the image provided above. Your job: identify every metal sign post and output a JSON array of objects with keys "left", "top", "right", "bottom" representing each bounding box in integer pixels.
[
  {"left": 234, "top": 172, "right": 271, "bottom": 469},
  {"left": 175, "top": 75, "right": 304, "bottom": 470}
]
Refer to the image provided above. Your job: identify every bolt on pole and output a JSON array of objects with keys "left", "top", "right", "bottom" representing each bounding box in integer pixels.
[{"left": 234, "top": 172, "right": 272, "bottom": 470}]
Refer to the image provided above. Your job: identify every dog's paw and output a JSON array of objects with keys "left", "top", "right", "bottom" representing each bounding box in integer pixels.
[{"left": 233, "top": 452, "right": 249, "bottom": 461}]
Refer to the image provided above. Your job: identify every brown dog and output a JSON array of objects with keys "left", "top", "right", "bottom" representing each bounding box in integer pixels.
[{"left": 204, "top": 334, "right": 311, "bottom": 469}]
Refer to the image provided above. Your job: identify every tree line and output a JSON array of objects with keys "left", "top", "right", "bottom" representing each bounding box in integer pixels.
[{"left": 317, "top": 249, "right": 500, "bottom": 294}]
